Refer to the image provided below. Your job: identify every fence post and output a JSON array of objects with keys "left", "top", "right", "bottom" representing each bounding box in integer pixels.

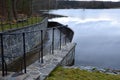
[
  {"left": 0, "top": 34, "right": 5, "bottom": 76},
  {"left": 22, "top": 33, "right": 26, "bottom": 73},
  {"left": 60, "top": 29, "right": 61, "bottom": 50},
  {"left": 65, "top": 35, "right": 66, "bottom": 45},
  {"left": 41, "top": 30, "right": 43, "bottom": 63},
  {"left": 4, "top": 61, "right": 7, "bottom": 75},
  {"left": 52, "top": 28, "right": 55, "bottom": 54},
  {"left": 74, "top": 46, "right": 75, "bottom": 55},
  {"left": 38, "top": 34, "right": 40, "bottom": 62}
]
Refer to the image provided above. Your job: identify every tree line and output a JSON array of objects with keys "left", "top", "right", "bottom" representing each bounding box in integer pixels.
[
  {"left": 0, "top": 0, "right": 58, "bottom": 23},
  {"left": 57, "top": 1, "right": 120, "bottom": 9},
  {"left": 33, "top": 0, "right": 57, "bottom": 11}
]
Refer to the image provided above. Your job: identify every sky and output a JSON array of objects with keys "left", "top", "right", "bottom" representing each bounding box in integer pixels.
[{"left": 75, "top": 0, "right": 120, "bottom": 2}]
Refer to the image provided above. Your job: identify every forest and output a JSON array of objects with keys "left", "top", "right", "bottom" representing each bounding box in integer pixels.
[
  {"left": 0, "top": 0, "right": 57, "bottom": 23},
  {"left": 1, "top": 0, "right": 120, "bottom": 23}
]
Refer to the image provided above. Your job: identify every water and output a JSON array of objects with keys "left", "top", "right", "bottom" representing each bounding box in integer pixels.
[{"left": 49, "top": 9, "right": 120, "bottom": 69}]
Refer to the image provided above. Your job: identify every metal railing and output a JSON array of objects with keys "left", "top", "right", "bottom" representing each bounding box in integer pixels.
[
  {"left": 61, "top": 43, "right": 76, "bottom": 66},
  {"left": 0, "top": 0, "right": 68, "bottom": 77},
  {"left": 0, "top": 26, "right": 71, "bottom": 76}
]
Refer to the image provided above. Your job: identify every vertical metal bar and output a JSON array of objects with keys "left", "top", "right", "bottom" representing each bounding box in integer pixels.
[
  {"left": 38, "top": 25, "right": 41, "bottom": 62},
  {"left": 38, "top": 30, "right": 41, "bottom": 62},
  {"left": 20, "top": 34, "right": 23, "bottom": 71},
  {"left": 20, "top": 32, "right": 23, "bottom": 72},
  {"left": 4, "top": 61, "right": 7, "bottom": 75},
  {"left": 60, "top": 29, "right": 61, "bottom": 50},
  {"left": 52, "top": 28, "right": 55, "bottom": 54},
  {"left": 22, "top": 33, "right": 26, "bottom": 73},
  {"left": 50, "top": 44, "right": 51, "bottom": 54},
  {"left": 74, "top": 46, "right": 75, "bottom": 55},
  {"left": 65, "top": 35, "right": 66, "bottom": 45},
  {"left": 0, "top": 34, "right": 5, "bottom": 76},
  {"left": 41, "top": 30, "right": 43, "bottom": 63},
  {"left": 38, "top": 48, "right": 40, "bottom": 62}
]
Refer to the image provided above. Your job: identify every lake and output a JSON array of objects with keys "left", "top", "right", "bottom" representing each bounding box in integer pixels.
[{"left": 49, "top": 9, "right": 120, "bottom": 69}]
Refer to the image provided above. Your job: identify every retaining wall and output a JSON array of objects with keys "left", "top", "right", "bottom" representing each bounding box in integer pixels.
[
  {"left": 27, "top": 43, "right": 76, "bottom": 80},
  {"left": 48, "top": 21, "right": 74, "bottom": 42},
  {"left": 60, "top": 46, "right": 75, "bottom": 66},
  {"left": 0, "top": 43, "right": 76, "bottom": 80},
  {"left": 0, "top": 18, "right": 48, "bottom": 63}
]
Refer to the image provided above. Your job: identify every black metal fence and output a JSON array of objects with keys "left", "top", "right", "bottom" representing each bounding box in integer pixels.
[
  {"left": 0, "top": 0, "right": 71, "bottom": 77},
  {"left": 0, "top": 26, "right": 70, "bottom": 76}
]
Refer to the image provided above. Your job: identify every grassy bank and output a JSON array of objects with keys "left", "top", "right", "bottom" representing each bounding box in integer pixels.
[
  {"left": 46, "top": 67, "right": 120, "bottom": 80},
  {"left": 0, "top": 17, "right": 43, "bottom": 32}
]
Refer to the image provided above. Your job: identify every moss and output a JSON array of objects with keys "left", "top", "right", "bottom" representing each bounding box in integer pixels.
[{"left": 46, "top": 67, "right": 120, "bottom": 80}]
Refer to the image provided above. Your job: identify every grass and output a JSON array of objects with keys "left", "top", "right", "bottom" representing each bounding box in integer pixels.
[
  {"left": 46, "top": 67, "right": 120, "bottom": 80},
  {"left": 0, "top": 17, "right": 43, "bottom": 32}
]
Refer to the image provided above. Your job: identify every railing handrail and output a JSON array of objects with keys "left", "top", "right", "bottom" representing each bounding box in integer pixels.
[
  {"left": 0, "top": 26, "right": 64, "bottom": 35},
  {"left": 0, "top": 24, "right": 71, "bottom": 77}
]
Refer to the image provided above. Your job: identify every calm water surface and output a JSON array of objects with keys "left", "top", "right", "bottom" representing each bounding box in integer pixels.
[{"left": 49, "top": 9, "right": 120, "bottom": 69}]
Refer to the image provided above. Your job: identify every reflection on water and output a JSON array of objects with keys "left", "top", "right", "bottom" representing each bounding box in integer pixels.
[{"left": 49, "top": 9, "right": 120, "bottom": 69}]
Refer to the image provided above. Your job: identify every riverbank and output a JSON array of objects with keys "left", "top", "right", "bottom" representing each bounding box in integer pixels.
[
  {"left": 64, "top": 66, "right": 120, "bottom": 75},
  {"left": 46, "top": 66, "right": 120, "bottom": 80}
]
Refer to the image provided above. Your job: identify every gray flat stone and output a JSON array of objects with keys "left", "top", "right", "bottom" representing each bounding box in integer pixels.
[{"left": 0, "top": 43, "right": 76, "bottom": 80}]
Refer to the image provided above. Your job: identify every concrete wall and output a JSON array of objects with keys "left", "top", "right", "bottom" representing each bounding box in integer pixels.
[
  {"left": 0, "top": 18, "right": 48, "bottom": 63},
  {"left": 0, "top": 43, "right": 76, "bottom": 80},
  {"left": 60, "top": 45, "right": 76, "bottom": 66},
  {"left": 48, "top": 21, "right": 74, "bottom": 42}
]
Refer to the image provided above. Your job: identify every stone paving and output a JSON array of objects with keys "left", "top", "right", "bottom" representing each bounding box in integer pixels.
[{"left": 0, "top": 43, "right": 76, "bottom": 80}]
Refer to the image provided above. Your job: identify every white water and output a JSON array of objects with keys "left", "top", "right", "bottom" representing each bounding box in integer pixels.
[{"left": 49, "top": 9, "right": 120, "bottom": 69}]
